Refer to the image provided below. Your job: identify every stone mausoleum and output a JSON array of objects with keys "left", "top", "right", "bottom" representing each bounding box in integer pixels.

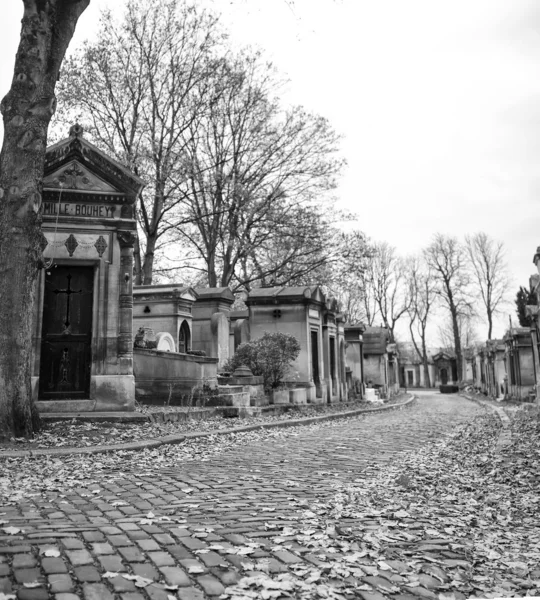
[{"left": 31, "top": 125, "right": 144, "bottom": 413}]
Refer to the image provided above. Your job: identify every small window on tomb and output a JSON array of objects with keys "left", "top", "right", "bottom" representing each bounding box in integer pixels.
[{"left": 179, "top": 320, "right": 191, "bottom": 354}]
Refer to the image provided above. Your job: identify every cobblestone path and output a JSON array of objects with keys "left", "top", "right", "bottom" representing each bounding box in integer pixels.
[{"left": 0, "top": 393, "right": 485, "bottom": 600}]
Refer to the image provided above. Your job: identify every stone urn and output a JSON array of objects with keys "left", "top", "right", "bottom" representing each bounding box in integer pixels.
[{"left": 232, "top": 365, "right": 254, "bottom": 378}]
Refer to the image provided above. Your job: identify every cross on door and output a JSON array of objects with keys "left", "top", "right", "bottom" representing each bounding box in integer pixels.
[{"left": 53, "top": 273, "right": 84, "bottom": 334}]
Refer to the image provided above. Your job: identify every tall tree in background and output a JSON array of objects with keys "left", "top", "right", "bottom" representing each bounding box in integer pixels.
[
  {"left": 424, "top": 234, "right": 474, "bottom": 381},
  {"left": 406, "top": 256, "right": 436, "bottom": 387},
  {"left": 324, "top": 230, "right": 372, "bottom": 323},
  {"left": 363, "top": 241, "right": 410, "bottom": 341},
  {"left": 0, "top": 0, "right": 89, "bottom": 439},
  {"left": 175, "top": 51, "right": 344, "bottom": 290},
  {"left": 55, "top": 0, "right": 222, "bottom": 284},
  {"left": 465, "top": 232, "right": 510, "bottom": 339}
]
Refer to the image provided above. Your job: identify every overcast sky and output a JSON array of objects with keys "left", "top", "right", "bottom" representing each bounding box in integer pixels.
[{"left": 1, "top": 0, "right": 539, "bottom": 341}]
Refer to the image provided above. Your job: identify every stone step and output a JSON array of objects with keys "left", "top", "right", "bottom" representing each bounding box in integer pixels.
[{"left": 40, "top": 412, "right": 148, "bottom": 423}]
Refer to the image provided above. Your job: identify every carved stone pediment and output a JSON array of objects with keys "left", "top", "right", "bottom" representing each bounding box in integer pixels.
[{"left": 43, "top": 160, "right": 119, "bottom": 194}]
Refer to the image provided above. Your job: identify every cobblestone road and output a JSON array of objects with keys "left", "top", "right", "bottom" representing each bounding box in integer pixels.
[{"left": 0, "top": 393, "right": 485, "bottom": 600}]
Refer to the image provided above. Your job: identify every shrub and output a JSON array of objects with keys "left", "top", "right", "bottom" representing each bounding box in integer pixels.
[{"left": 225, "top": 331, "right": 301, "bottom": 391}]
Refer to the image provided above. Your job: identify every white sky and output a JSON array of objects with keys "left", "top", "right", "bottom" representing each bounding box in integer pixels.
[{"left": 1, "top": 0, "right": 539, "bottom": 341}]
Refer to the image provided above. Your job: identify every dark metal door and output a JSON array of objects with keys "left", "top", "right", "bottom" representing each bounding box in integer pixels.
[{"left": 39, "top": 266, "right": 94, "bottom": 399}]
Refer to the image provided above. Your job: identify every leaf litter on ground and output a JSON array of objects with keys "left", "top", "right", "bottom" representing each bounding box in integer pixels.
[
  {"left": 0, "top": 397, "right": 404, "bottom": 452},
  {"left": 222, "top": 407, "right": 540, "bottom": 599}
]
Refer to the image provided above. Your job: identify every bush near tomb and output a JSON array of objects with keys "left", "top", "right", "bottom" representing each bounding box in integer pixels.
[{"left": 224, "top": 332, "right": 301, "bottom": 392}]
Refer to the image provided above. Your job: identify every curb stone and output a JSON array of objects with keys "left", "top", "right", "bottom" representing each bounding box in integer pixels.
[
  {"left": 460, "top": 393, "right": 512, "bottom": 449},
  {"left": 0, "top": 395, "right": 417, "bottom": 459}
]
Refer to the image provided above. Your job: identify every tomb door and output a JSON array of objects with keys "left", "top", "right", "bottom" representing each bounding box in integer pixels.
[
  {"left": 407, "top": 370, "right": 414, "bottom": 386},
  {"left": 311, "top": 330, "right": 320, "bottom": 385},
  {"left": 39, "top": 266, "right": 94, "bottom": 400},
  {"left": 440, "top": 368, "right": 448, "bottom": 385}
]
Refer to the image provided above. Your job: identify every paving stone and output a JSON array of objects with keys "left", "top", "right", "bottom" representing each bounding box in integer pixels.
[
  {"left": 99, "top": 527, "right": 122, "bottom": 535},
  {"left": 0, "top": 577, "right": 11, "bottom": 592},
  {"left": 131, "top": 563, "right": 159, "bottom": 581},
  {"left": 55, "top": 594, "right": 81, "bottom": 600},
  {"left": 108, "top": 575, "right": 136, "bottom": 592},
  {"left": 91, "top": 542, "right": 114, "bottom": 555},
  {"left": 118, "top": 546, "right": 145, "bottom": 562},
  {"left": 272, "top": 549, "right": 302, "bottom": 564},
  {"left": 48, "top": 573, "right": 74, "bottom": 593},
  {"left": 0, "top": 546, "right": 32, "bottom": 554},
  {"left": 197, "top": 551, "right": 228, "bottom": 568},
  {"left": 73, "top": 566, "right": 101, "bottom": 582},
  {"left": 66, "top": 550, "right": 93, "bottom": 566},
  {"left": 107, "top": 534, "right": 133, "bottom": 547},
  {"left": 14, "top": 568, "right": 42, "bottom": 584},
  {"left": 82, "top": 583, "right": 115, "bottom": 600},
  {"left": 82, "top": 532, "right": 104, "bottom": 543},
  {"left": 97, "top": 555, "right": 124, "bottom": 572},
  {"left": 180, "top": 537, "right": 207, "bottom": 550},
  {"left": 119, "top": 594, "right": 145, "bottom": 600},
  {"left": 145, "top": 584, "right": 170, "bottom": 600},
  {"left": 42, "top": 557, "right": 68, "bottom": 574},
  {"left": 197, "top": 574, "right": 225, "bottom": 596},
  {"left": 177, "top": 587, "right": 206, "bottom": 600},
  {"left": 61, "top": 539, "right": 85, "bottom": 550},
  {"left": 159, "top": 566, "right": 191, "bottom": 586},
  {"left": 16, "top": 588, "right": 49, "bottom": 600},
  {"left": 168, "top": 545, "right": 195, "bottom": 561},
  {"left": 152, "top": 534, "right": 175, "bottom": 545},
  {"left": 0, "top": 565, "right": 8, "bottom": 577},
  {"left": 118, "top": 523, "right": 140, "bottom": 532},
  {"left": 12, "top": 555, "right": 36, "bottom": 569},
  {"left": 136, "top": 539, "right": 161, "bottom": 552},
  {"left": 148, "top": 551, "right": 175, "bottom": 567}
]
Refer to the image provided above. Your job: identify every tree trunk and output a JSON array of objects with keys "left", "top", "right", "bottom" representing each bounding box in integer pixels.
[
  {"left": 0, "top": 0, "right": 89, "bottom": 440},
  {"left": 141, "top": 234, "right": 157, "bottom": 285},
  {"left": 133, "top": 235, "right": 143, "bottom": 285},
  {"left": 421, "top": 336, "right": 431, "bottom": 388},
  {"left": 450, "top": 308, "right": 462, "bottom": 382}
]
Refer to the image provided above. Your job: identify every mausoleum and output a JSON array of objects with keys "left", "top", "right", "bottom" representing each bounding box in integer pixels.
[{"left": 32, "top": 125, "right": 144, "bottom": 413}]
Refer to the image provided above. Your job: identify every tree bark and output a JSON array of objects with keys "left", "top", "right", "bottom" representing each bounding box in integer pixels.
[{"left": 0, "top": 0, "right": 89, "bottom": 440}]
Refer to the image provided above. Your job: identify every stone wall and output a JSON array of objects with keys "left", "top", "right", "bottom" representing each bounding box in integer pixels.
[{"left": 134, "top": 349, "right": 218, "bottom": 405}]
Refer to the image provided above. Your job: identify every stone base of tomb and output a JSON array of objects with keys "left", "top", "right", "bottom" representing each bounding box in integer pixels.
[{"left": 33, "top": 375, "right": 136, "bottom": 413}]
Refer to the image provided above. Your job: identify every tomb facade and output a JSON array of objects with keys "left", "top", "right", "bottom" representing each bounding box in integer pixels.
[{"left": 32, "top": 125, "right": 144, "bottom": 412}]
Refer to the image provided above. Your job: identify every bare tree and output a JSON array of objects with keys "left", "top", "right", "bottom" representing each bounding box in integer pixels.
[
  {"left": 0, "top": 0, "right": 89, "bottom": 439},
  {"left": 438, "top": 312, "right": 479, "bottom": 351},
  {"left": 323, "top": 230, "right": 372, "bottom": 323},
  {"left": 363, "top": 241, "right": 410, "bottom": 342},
  {"left": 465, "top": 232, "right": 510, "bottom": 339},
  {"left": 406, "top": 256, "right": 436, "bottom": 387},
  {"left": 424, "top": 234, "right": 474, "bottom": 381},
  {"left": 175, "top": 50, "right": 344, "bottom": 289},
  {"left": 55, "top": 0, "right": 222, "bottom": 284}
]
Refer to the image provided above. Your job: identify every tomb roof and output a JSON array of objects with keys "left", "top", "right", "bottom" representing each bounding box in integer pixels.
[
  {"left": 247, "top": 285, "right": 325, "bottom": 305},
  {"left": 194, "top": 287, "right": 235, "bottom": 302},
  {"left": 44, "top": 124, "right": 145, "bottom": 198}
]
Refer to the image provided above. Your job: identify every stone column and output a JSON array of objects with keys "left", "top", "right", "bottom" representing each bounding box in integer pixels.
[{"left": 118, "top": 230, "right": 136, "bottom": 375}]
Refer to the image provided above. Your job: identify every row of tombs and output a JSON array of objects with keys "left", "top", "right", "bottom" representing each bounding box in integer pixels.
[{"left": 31, "top": 125, "right": 399, "bottom": 415}]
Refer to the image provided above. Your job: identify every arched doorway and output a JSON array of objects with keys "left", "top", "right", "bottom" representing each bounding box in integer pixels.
[{"left": 178, "top": 320, "right": 191, "bottom": 354}]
